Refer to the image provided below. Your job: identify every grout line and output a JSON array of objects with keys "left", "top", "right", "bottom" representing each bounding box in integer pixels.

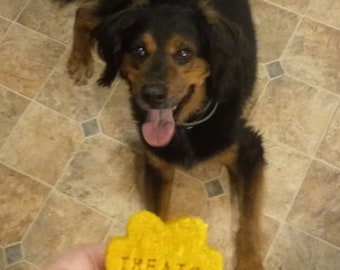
[
  {"left": 303, "top": 0, "right": 340, "bottom": 33},
  {"left": 304, "top": 0, "right": 313, "bottom": 14},
  {"left": 263, "top": 217, "right": 283, "bottom": 264},
  {"left": 286, "top": 222, "right": 340, "bottom": 251},
  {"left": 261, "top": 0, "right": 305, "bottom": 16},
  {"left": 312, "top": 156, "right": 340, "bottom": 172},
  {"left": 0, "top": 14, "right": 12, "bottom": 21},
  {"left": 0, "top": 18, "right": 15, "bottom": 44},
  {"left": 31, "top": 48, "right": 67, "bottom": 102},
  {"left": 100, "top": 132, "right": 144, "bottom": 155},
  {"left": 262, "top": 211, "right": 281, "bottom": 223},
  {"left": 258, "top": 63, "right": 271, "bottom": 81},
  {"left": 248, "top": 76, "right": 271, "bottom": 119},
  {"left": 0, "top": 100, "right": 35, "bottom": 154},
  {"left": 302, "top": 14, "right": 340, "bottom": 32},
  {"left": 2, "top": 11, "right": 65, "bottom": 46},
  {"left": 13, "top": 0, "right": 32, "bottom": 22},
  {"left": 279, "top": 13, "right": 303, "bottom": 60},
  {"left": 53, "top": 189, "right": 116, "bottom": 222},
  {"left": 285, "top": 73, "right": 340, "bottom": 98},
  {"left": 263, "top": 0, "right": 340, "bottom": 33},
  {"left": 25, "top": 260, "right": 40, "bottom": 269},
  {"left": 0, "top": 159, "right": 54, "bottom": 189},
  {"left": 11, "top": 20, "right": 67, "bottom": 47},
  {"left": 51, "top": 140, "right": 86, "bottom": 191},
  {"left": 20, "top": 188, "right": 115, "bottom": 263},
  {"left": 312, "top": 102, "right": 340, "bottom": 158},
  {"left": 0, "top": 83, "right": 32, "bottom": 102},
  {"left": 96, "top": 78, "right": 122, "bottom": 119},
  {"left": 103, "top": 222, "right": 116, "bottom": 243},
  {"left": 21, "top": 185, "right": 55, "bottom": 250},
  {"left": 0, "top": 15, "right": 13, "bottom": 45},
  {"left": 31, "top": 100, "right": 86, "bottom": 130},
  {"left": 260, "top": 126, "right": 340, "bottom": 172},
  {"left": 0, "top": 247, "right": 5, "bottom": 266},
  {"left": 281, "top": 158, "right": 313, "bottom": 222},
  {"left": 206, "top": 192, "right": 226, "bottom": 201}
]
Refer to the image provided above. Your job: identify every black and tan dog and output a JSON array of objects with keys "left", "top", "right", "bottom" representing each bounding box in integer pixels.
[{"left": 58, "top": 0, "right": 265, "bottom": 268}]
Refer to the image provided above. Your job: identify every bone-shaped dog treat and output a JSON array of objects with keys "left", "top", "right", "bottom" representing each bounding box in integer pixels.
[{"left": 106, "top": 211, "right": 223, "bottom": 270}]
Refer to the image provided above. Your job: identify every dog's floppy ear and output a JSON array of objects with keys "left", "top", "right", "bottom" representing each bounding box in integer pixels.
[
  {"left": 92, "top": 10, "right": 141, "bottom": 87},
  {"left": 196, "top": 0, "right": 254, "bottom": 104}
]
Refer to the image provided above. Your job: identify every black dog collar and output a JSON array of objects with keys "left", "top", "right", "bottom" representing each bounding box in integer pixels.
[{"left": 177, "top": 101, "right": 219, "bottom": 129}]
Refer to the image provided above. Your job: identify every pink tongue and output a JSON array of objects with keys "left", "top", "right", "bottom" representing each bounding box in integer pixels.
[{"left": 142, "top": 109, "right": 175, "bottom": 147}]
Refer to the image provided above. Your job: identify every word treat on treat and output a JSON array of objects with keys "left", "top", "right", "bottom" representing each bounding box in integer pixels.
[{"left": 106, "top": 211, "right": 223, "bottom": 270}]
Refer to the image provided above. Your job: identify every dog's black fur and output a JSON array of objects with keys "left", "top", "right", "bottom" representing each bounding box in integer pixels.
[
  {"left": 58, "top": 0, "right": 265, "bottom": 269},
  {"left": 92, "top": 0, "right": 258, "bottom": 166}
]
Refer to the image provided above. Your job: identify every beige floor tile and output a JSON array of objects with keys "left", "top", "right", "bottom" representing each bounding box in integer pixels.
[
  {"left": 263, "top": 140, "right": 311, "bottom": 219},
  {"left": 105, "top": 221, "right": 127, "bottom": 242},
  {"left": 243, "top": 65, "right": 269, "bottom": 117},
  {"left": 0, "top": 163, "right": 50, "bottom": 246},
  {"left": 250, "top": 76, "right": 338, "bottom": 154},
  {"left": 287, "top": 160, "right": 340, "bottom": 246},
  {"left": 98, "top": 78, "right": 142, "bottom": 150},
  {"left": 200, "top": 196, "right": 234, "bottom": 270},
  {"left": 6, "top": 261, "right": 39, "bottom": 270},
  {"left": 22, "top": 191, "right": 111, "bottom": 267},
  {"left": 199, "top": 199, "right": 280, "bottom": 269},
  {"left": 0, "top": 102, "right": 84, "bottom": 185},
  {"left": 317, "top": 105, "right": 340, "bottom": 168},
  {"left": 57, "top": 134, "right": 141, "bottom": 218},
  {"left": 117, "top": 187, "right": 147, "bottom": 224},
  {"left": 0, "top": 17, "right": 11, "bottom": 38},
  {"left": 17, "top": 0, "right": 77, "bottom": 44},
  {"left": 219, "top": 168, "right": 231, "bottom": 195},
  {"left": 186, "top": 159, "right": 223, "bottom": 181},
  {"left": 168, "top": 170, "right": 207, "bottom": 219},
  {"left": 0, "top": 247, "right": 5, "bottom": 269},
  {"left": 0, "top": 0, "right": 338, "bottom": 268},
  {"left": 0, "top": 86, "right": 30, "bottom": 147},
  {"left": 266, "top": 0, "right": 311, "bottom": 13},
  {"left": 249, "top": 0, "right": 300, "bottom": 62},
  {"left": 265, "top": 224, "right": 340, "bottom": 269},
  {"left": 261, "top": 215, "right": 280, "bottom": 260},
  {"left": 307, "top": 0, "right": 340, "bottom": 29},
  {"left": 0, "top": 0, "right": 30, "bottom": 20},
  {"left": 37, "top": 61, "right": 110, "bottom": 121},
  {"left": 0, "top": 24, "right": 64, "bottom": 98},
  {"left": 282, "top": 18, "right": 340, "bottom": 94}
]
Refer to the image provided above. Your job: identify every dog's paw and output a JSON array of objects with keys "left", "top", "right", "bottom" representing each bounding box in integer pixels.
[{"left": 67, "top": 55, "right": 94, "bottom": 85}]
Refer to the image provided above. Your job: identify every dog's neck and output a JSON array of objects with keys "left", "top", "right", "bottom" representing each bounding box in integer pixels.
[{"left": 177, "top": 100, "right": 219, "bottom": 129}]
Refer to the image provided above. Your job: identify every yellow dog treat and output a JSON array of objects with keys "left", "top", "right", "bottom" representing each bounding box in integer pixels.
[{"left": 106, "top": 211, "right": 223, "bottom": 270}]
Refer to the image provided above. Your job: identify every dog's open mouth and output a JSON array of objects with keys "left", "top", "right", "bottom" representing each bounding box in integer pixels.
[
  {"left": 141, "top": 108, "right": 175, "bottom": 147},
  {"left": 141, "top": 86, "right": 194, "bottom": 147}
]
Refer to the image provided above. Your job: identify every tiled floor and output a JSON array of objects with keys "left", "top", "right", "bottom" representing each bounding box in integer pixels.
[{"left": 0, "top": 0, "right": 339, "bottom": 269}]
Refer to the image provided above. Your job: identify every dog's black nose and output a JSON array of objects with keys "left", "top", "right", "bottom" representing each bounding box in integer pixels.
[{"left": 141, "top": 84, "right": 167, "bottom": 107}]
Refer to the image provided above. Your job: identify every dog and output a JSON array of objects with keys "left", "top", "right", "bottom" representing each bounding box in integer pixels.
[{"left": 58, "top": 0, "right": 265, "bottom": 269}]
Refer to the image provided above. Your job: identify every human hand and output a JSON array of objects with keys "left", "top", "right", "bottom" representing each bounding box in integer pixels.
[{"left": 43, "top": 244, "right": 106, "bottom": 270}]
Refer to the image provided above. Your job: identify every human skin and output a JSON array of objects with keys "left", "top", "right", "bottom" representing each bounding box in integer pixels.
[{"left": 43, "top": 244, "right": 106, "bottom": 270}]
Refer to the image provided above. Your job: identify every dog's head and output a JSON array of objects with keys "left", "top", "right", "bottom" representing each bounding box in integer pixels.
[{"left": 93, "top": 0, "right": 244, "bottom": 147}]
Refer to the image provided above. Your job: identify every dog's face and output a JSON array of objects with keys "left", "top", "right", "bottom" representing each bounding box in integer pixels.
[
  {"left": 93, "top": 2, "right": 240, "bottom": 147},
  {"left": 120, "top": 7, "right": 210, "bottom": 120}
]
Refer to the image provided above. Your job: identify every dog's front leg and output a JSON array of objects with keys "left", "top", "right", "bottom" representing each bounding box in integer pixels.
[
  {"left": 144, "top": 151, "right": 175, "bottom": 221},
  {"left": 68, "top": 4, "right": 98, "bottom": 85},
  {"left": 218, "top": 127, "right": 265, "bottom": 270}
]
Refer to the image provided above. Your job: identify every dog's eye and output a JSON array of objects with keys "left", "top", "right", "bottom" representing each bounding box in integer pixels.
[
  {"left": 174, "top": 48, "right": 193, "bottom": 64},
  {"left": 131, "top": 46, "right": 147, "bottom": 59}
]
